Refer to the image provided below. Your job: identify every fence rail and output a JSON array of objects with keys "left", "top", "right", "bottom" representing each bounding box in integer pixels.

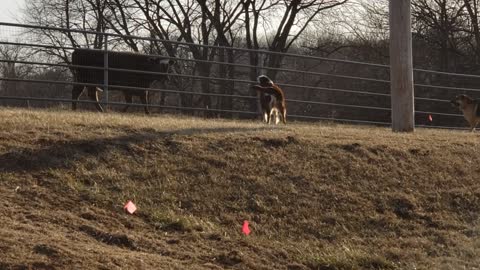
[
  {"left": 0, "top": 22, "right": 477, "bottom": 129},
  {"left": 0, "top": 55, "right": 469, "bottom": 103}
]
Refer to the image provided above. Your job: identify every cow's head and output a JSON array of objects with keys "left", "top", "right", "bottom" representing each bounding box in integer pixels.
[{"left": 148, "top": 57, "right": 175, "bottom": 81}]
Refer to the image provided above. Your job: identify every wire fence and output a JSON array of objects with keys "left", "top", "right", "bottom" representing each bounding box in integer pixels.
[{"left": 0, "top": 22, "right": 478, "bottom": 129}]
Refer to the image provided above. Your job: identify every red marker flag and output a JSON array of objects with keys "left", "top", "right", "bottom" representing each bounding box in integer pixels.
[
  {"left": 428, "top": 114, "right": 433, "bottom": 122},
  {"left": 242, "top": 220, "right": 251, "bottom": 235},
  {"left": 124, "top": 200, "right": 137, "bottom": 214}
]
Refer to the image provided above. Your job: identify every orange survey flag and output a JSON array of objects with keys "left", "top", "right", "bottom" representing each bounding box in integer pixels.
[
  {"left": 124, "top": 200, "right": 137, "bottom": 214},
  {"left": 242, "top": 220, "right": 251, "bottom": 235}
]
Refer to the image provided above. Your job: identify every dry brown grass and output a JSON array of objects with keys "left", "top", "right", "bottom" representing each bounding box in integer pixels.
[{"left": 0, "top": 107, "right": 479, "bottom": 270}]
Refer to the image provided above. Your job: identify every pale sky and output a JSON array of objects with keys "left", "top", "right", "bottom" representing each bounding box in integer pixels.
[{"left": 0, "top": 0, "right": 24, "bottom": 23}]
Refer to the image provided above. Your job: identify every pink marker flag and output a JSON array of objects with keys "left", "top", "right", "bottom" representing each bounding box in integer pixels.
[
  {"left": 242, "top": 220, "right": 251, "bottom": 235},
  {"left": 124, "top": 200, "right": 137, "bottom": 214},
  {"left": 428, "top": 114, "right": 433, "bottom": 122}
]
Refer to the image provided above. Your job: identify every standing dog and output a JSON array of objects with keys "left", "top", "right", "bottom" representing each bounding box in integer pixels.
[
  {"left": 451, "top": 94, "right": 480, "bottom": 131},
  {"left": 252, "top": 75, "right": 287, "bottom": 124}
]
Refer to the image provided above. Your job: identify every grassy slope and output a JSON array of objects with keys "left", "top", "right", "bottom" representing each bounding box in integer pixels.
[{"left": 0, "top": 108, "right": 479, "bottom": 270}]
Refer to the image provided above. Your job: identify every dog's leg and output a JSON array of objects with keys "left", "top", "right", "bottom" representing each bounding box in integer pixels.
[
  {"left": 267, "top": 95, "right": 276, "bottom": 125},
  {"left": 267, "top": 108, "right": 273, "bottom": 124},
  {"left": 279, "top": 103, "right": 287, "bottom": 124},
  {"left": 263, "top": 111, "right": 268, "bottom": 123},
  {"left": 274, "top": 108, "right": 280, "bottom": 125},
  {"left": 471, "top": 121, "right": 479, "bottom": 132}
]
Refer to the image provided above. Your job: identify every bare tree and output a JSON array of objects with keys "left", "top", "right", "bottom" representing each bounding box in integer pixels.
[
  {"left": 23, "top": 0, "right": 115, "bottom": 65},
  {"left": 462, "top": 0, "right": 480, "bottom": 66},
  {"left": 412, "top": 0, "right": 466, "bottom": 71},
  {"left": 196, "top": 0, "right": 245, "bottom": 114},
  {"left": 262, "top": 0, "right": 349, "bottom": 79},
  {"left": 0, "top": 45, "right": 34, "bottom": 94},
  {"left": 131, "top": 0, "right": 229, "bottom": 112},
  {"left": 18, "top": 0, "right": 351, "bottom": 115}
]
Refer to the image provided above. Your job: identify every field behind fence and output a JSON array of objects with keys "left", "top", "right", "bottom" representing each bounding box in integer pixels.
[{"left": 0, "top": 22, "right": 479, "bottom": 129}]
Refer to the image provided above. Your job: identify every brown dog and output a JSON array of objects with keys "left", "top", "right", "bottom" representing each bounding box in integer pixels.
[
  {"left": 451, "top": 94, "right": 480, "bottom": 131},
  {"left": 252, "top": 75, "right": 287, "bottom": 124}
]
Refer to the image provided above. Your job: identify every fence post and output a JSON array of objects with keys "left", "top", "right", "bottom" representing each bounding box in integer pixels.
[
  {"left": 103, "top": 34, "right": 109, "bottom": 111},
  {"left": 389, "top": 0, "right": 414, "bottom": 132}
]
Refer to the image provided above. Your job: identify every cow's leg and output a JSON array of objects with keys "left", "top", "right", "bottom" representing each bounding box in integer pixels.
[
  {"left": 140, "top": 92, "right": 150, "bottom": 114},
  {"left": 72, "top": 85, "right": 84, "bottom": 110},
  {"left": 87, "top": 86, "right": 104, "bottom": 112},
  {"left": 123, "top": 93, "right": 133, "bottom": 112}
]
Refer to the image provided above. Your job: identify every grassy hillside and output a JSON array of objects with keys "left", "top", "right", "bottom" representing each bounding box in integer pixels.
[{"left": 0, "top": 108, "right": 479, "bottom": 270}]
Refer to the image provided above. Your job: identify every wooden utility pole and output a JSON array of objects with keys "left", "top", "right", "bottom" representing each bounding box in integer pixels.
[{"left": 389, "top": 0, "right": 415, "bottom": 132}]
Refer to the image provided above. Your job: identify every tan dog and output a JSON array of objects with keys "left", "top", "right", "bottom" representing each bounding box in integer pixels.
[
  {"left": 451, "top": 94, "right": 480, "bottom": 131},
  {"left": 252, "top": 75, "right": 287, "bottom": 124}
]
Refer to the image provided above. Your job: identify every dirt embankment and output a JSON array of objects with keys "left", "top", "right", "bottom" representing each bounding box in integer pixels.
[{"left": 0, "top": 108, "right": 479, "bottom": 270}]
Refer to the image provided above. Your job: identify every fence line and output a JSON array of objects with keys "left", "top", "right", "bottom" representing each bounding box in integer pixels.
[
  {"left": 0, "top": 95, "right": 393, "bottom": 126},
  {"left": 0, "top": 75, "right": 463, "bottom": 115},
  {"left": 0, "top": 54, "right": 391, "bottom": 85},
  {"left": 0, "top": 22, "right": 474, "bottom": 129},
  {"left": 0, "top": 76, "right": 464, "bottom": 119},
  {"left": 4, "top": 22, "right": 480, "bottom": 79},
  {"left": 415, "top": 83, "right": 480, "bottom": 93},
  {"left": 414, "top": 110, "right": 462, "bottom": 117},
  {"left": 3, "top": 41, "right": 480, "bottom": 96},
  {"left": 0, "top": 22, "right": 390, "bottom": 69},
  {"left": 3, "top": 94, "right": 460, "bottom": 127},
  {"left": 0, "top": 57, "right": 473, "bottom": 102}
]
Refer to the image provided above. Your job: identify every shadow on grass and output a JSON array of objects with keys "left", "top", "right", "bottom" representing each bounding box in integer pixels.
[{"left": 0, "top": 126, "right": 274, "bottom": 173}]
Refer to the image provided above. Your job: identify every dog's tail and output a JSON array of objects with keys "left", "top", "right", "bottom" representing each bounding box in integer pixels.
[
  {"left": 257, "top": 75, "right": 273, "bottom": 85},
  {"left": 252, "top": 85, "right": 282, "bottom": 100}
]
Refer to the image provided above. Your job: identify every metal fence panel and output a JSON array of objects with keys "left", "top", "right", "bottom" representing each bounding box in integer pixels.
[{"left": 0, "top": 22, "right": 475, "bottom": 129}]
